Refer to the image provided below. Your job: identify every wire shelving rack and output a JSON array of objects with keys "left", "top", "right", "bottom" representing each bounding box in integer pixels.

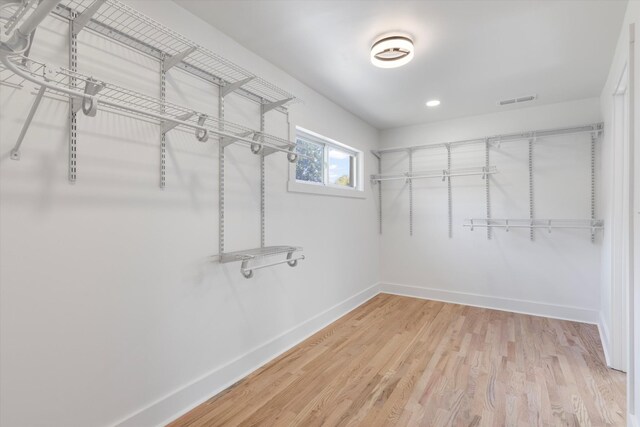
[
  {"left": 371, "top": 166, "right": 497, "bottom": 183},
  {"left": 218, "top": 246, "right": 305, "bottom": 279},
  {"left": 373, "top": 123, "right": 604, "bottom": 241},
  {"left": 0, "top": 0, "right": 305, "bottom": 278},
  {"left": 53, "top": 0, "right": 300, "bottom": 107},
  {"left": 3, "top": 54, "right": 297, "bottom": 159},
  {"left": 463, "top": 219, "right": 604, "bottom": 234}
]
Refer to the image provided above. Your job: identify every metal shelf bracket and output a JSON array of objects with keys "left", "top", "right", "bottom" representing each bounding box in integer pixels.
[
  {"left": 221, "top": 77, "right": 254, "bottom": 97},
  {"left": 10, "top": 85, "right": 46, "bottom": 160},
  {"left": 162, "top": 46, "right": 197, "bottom": 72},
  {"left": 221, "top": 130, "right": 255, "bottom": 148},
  {"left": 72, "top": 0, "right": 106, "bottom": 35},
  {"left": 161, "top": 112, "right": 196, "bottom": 134},
  {"left": 261, "top": 97, "right": 293, "bottom": 114}
]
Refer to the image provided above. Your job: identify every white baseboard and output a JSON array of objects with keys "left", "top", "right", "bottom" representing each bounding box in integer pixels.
[
  {"left": 380, "top": 283, "right": 599, "bottom": 324},
  {"left": 598, "top": 311, "right": 612, "bottom": 367},
  {"left": 115, "top": 283, "right": 382, "bottom": 427}
]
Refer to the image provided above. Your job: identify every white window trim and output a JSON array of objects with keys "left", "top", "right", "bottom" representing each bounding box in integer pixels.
[{"left": 288, "top": 126, "right": 365, "bottom": 199}]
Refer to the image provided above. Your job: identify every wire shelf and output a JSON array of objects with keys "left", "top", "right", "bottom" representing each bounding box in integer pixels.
[
  {"left": 372, "top": 124, "right": 603, "bottom": 157},
  {"left": 4, "top": 54, "right": 295, "bottom": 153},
  {"left": 371, "top": 166, "right": 497, "bottom": 182},
  {"left": 219, "top": 246, "right": 303, "bottom": 263},
  {"left": 463, "top": 218, "right": 604, "bottom": 231},
  {"left": 218, "top": 246, "right": 305, "bottom": 278},
  {"left": 0, "top": 60, "right": 27, "bottom": 88},
  {"left": 54, "top": 0, "right": 299, "bottom": 106}
]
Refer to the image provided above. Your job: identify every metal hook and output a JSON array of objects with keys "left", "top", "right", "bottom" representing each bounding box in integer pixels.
[
  {"left": 195, "top": 115, "right": 208, "bottom": 142},
  {"left": 470, "top": 219, "right": 474, "bottom": 231},
  {"left": 81, "top": 78, "right": 104, "bottom": 117},
  {"left": 250, "top": 143, "right": 262, "bottom": 154},
  {"left": 241, "top": 260, "right": 253, "bottom": 279},
  {"left": 548, "top": 219, "right": 552, "bottom": 233},
  {"left": 287, "top": 251, "right": 298, "bottom": 267},
  {"left": 505, "top": 219, "right": 510, "bottom": 232}
]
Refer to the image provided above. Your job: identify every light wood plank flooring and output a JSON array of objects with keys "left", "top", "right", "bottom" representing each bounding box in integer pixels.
[{"left": 169, "top": 294, "right": 626, "bottom": 426}]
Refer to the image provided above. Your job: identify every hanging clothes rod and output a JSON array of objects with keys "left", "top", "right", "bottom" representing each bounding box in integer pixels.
[
  {"left": 371, "top": 166, "right": 497, "bottom": 182},
  {"left": 463, "top": 218, "right": 604, "bottom": 232},
  {"left": 372, "top": 123, "right": 603, "bottom": 157},
  {"left": 216, "top": 246, "right": 304, "bottom": 279}
]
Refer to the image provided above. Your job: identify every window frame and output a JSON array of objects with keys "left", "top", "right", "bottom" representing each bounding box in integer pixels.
[{"left": 288, "top": 126, "right": 365, "bottom": 199}]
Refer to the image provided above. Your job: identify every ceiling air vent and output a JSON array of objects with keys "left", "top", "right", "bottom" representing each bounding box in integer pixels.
[{"left": 498, "top": 94, "right": 537, "bottom": 106}]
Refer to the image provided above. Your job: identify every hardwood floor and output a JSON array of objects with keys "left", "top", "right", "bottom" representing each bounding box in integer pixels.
[{"left": 169, "top": 294, "right": 626, "bottom": 427}]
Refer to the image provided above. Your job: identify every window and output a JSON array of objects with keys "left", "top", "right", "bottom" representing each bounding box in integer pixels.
[{"left": 290, "top": 127, "right": 363, "bottom": 198}]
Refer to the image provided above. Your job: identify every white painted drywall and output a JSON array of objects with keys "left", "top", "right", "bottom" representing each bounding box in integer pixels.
[
  {"left": 598, "top": 0, "right": 640, "bottom": 421},
  {"left": 378, "top": 98, "right": 603, "bottom": 322},
  {"left": 0, "top": 1, "right": 380, "bottom": 426}
]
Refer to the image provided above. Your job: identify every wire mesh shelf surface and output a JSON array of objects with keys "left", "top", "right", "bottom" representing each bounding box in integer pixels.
[
  {"left": 219, "top": 246, "right": 303, "bottom": 263},
  {"left": 4, "top": 54, "right": 294, "bottom": 151},
  {"left": 371, "top": 166, "right": 497, "bottom": 182},
  {"left": 463, "top": 218, "right": 604, "bottom": 230},
  {"left": 54, "top": 0, "right": 299, "bottom": 106}
]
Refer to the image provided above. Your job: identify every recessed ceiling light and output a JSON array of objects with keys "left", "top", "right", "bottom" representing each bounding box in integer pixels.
[
  {"left": 370, "top": 35, "right": 414, "bottom": 69},
  {"left": 426, "top": 100, "right": 441, "bottom": 107}
]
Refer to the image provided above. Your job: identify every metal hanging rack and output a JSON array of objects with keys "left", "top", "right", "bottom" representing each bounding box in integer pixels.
[
  {"left": 3, "top": 54, "right": 298, "bottom": 160},
  {"left": 0, "top": 0, "right": 305, "bottom": 278},
  {"left": 373, "top": 123, "right": 604, "bottom": 240},
  {"left": 463, "top": 219, "right": 604, "bottom": 234},
  {"left": 1, "top": 2, "right": 301, "bottom": 165},
  {"left": 52, "top": 0, "right": 300, "bottom": 107},
  {"left": 372, "top": 123, "right": 603, "bottom": 156},
  {"left": 370, "top": 166, "right": 497, "bottom": 183},
  {"left": 218, "top": 246, "right": 304, "bottom": 279}
]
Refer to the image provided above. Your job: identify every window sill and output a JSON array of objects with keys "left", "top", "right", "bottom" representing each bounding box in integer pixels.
[{"left": 287, "top": 180, "right": 366, "bottom": 199}]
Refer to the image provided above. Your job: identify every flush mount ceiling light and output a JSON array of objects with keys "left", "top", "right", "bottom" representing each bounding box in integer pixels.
[
  {"left": 370, "top": 35, "right": 414, "bottom": 68},
  {"left": 426, "top": 99, "right": 441, "bottom": 107}
]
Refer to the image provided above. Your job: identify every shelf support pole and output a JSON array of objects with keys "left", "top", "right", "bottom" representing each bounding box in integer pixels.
[
  {"left": 160, "top": 53, "right": 167, "bottom": 188},
  {"left": 590, "top": 132, "right": 596, "bottom": 243},
  {"left": 10, "top": 85, "right": 46, "bottom": 160},
  {"left": 378, "top": 155, "right": 382, "bottom": 234},
  {"left": 68, "top": 10, "right": 78, "bottom": 183},
  {"left": 218, "top": 92, "right": 225, "bottom": 255},
  {"left": 529, "top": 137, "right": 535, "bottom": 241},
  {"left": 485, "top": 138, "right": 491, "bottom": 239},
  {"left": 446, "top": 144, "right": 452, "bottom": 238},
  {"left": 408, "top": 149, "right": 413, "bottom": 236},
  {"left": 260, "top": 104, "right": 266, "bottom": 248}
]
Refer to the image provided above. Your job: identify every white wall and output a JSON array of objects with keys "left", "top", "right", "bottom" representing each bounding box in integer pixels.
[
  {"left": 598, "top": 0, "right": 640, "bottom": 423},
  {"left": 378, "top": 98, "right": 603, "bottom": 322},
  {"left": 0, "top": 1, "right": 380, "bottom": 426}
]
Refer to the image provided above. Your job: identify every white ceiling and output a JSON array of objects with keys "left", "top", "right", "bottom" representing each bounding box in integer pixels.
[{"left": 175, "top": 0, "right": 628, "bottom": 130}]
